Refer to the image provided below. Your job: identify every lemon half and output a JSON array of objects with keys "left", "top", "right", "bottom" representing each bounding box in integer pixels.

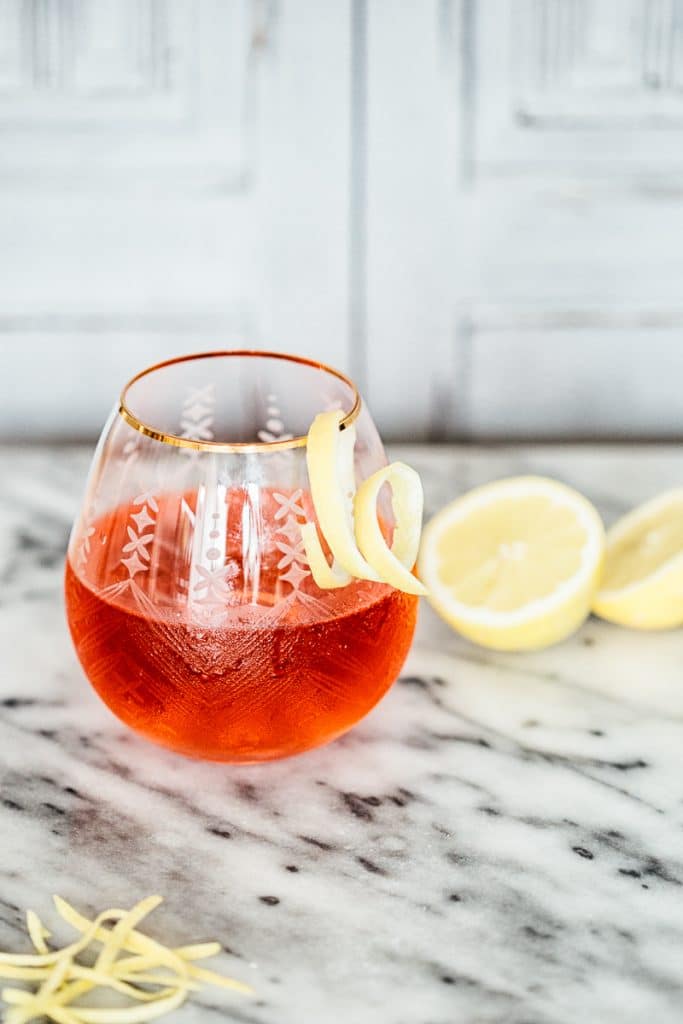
[
  {"left": 418, "top": 476, "right": 605, "bottom": 651},
  {"left": 592, "top": 489, "right": 683, "bottom": 629}
]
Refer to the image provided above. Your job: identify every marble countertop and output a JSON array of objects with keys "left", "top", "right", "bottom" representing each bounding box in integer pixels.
[{"left": 1, "top": 443, "right": 683, "bottom": 1023}]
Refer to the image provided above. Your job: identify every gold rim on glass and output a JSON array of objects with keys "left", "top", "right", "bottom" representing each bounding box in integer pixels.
[{"left": 118, "top": 350, "right": 362, "bottom": 453}]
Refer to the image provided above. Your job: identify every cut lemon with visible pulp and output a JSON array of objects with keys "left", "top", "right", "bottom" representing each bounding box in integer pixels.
[
  {"left": 592, "top": 489, "right": 683, "bottom": 629},
  {"left": 418, "top": 476, "right": 605, "bottom": 651}
]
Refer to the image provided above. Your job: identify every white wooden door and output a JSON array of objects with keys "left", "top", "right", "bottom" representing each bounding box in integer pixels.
[
  {"left": 5, "top": 0, "right": 683, "bottom": 442},
  {"left": 0, "top": 0, "right": 352, "bottom": 439},
  {"left": 364, "top": 0, "right": 683, "bottom": 440}
]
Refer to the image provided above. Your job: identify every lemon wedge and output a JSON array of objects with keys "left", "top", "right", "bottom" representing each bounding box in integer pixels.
[
  {"left": 418, "top": 476, "right": 605, "bottom": 651},
  {"left": 592, "top": 489, "right": 683, "bottom": 629}
]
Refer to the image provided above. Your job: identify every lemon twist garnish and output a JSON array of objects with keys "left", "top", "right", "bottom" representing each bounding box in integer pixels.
[
  {"left": 305, "top": 410, "right": 379, "bottom": 582},
  {"left": 300, "top": 522, "right": 351, "bottom": 590},
  {"left": 0, "top": 896, "right": 251, "bottom": 1024},
  {"left": 354, "top": 463, "right": 427, "bottom": 596},
  {"left": 303, "top": 411, "right": 426, "bottom": 593}
]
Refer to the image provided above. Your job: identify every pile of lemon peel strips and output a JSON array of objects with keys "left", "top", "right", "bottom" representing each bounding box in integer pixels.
[{"left": 0, "top": 895, "right": 251, "bottom": 1023}]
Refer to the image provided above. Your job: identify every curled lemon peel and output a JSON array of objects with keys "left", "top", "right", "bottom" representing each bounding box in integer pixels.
[
  {"left": 305, "top": 410, "right": 379, "bottom": 582},
  {"left": 304, "top": 411, "right": 426, "bottom": 594},
  {"left": 300, "top": 522, "right": 351, "bottom": 589},
  {"left": 354, "top": 462, "right": 427, "bottom": 596},
  {"left": 0, "top": 896, "right": 252, "bottom": 1024}
]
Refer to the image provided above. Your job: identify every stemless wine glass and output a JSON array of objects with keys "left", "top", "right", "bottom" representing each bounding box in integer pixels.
[{"left": 65, "top": 351, "right": 418, "bottom": 762}]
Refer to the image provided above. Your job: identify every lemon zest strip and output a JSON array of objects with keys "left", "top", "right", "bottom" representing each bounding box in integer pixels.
[
  {"left": 0, "top": 896, "right": 252, "bottom": 1024},
  {"left": 354, "top": 462, "right": 427, "bottom": 596},
  {"left": 53, "top": 897, "right": 188, "bottom": 978},
  {"left": 305, "top": 411, "right": 379, "bottom": 581},
  {"left": 26, "top": 911, "right": 51, "bottom": 955},
  {"left": 0, "top": 908, "right": 129, "bottom": 967},
  {"left": 300, "top": 522, "right": 351, "bottom": 589},
  {"left": 94, "top": 896, "right": 164, "bottom": 973},
  {"left": 181, "top": 963, "right": 254, "bottom": 995},
  {"left": 53, "top": 987, "right": 188, "bottom": 1024}
]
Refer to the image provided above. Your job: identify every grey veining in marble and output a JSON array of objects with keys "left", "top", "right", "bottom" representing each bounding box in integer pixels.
[{"left": 1, "top": 444, "right": 683, "bottom": 1023}]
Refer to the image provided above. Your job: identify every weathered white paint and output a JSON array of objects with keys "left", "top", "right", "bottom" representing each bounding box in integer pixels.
[
  {"left": 456, "top": 0, "right": 683, "bottom": 439},
  {"left": 0, "top": 0, "right": 351, "bottom": 439},
  {"left": 364, "top": 0, "right": 459, "bottom": 440},
  {"left": 465, "top": 327, "right": 683, "bottom": 439},
  {"left": 2, "top": 0, "right": 683, "bottom": 441}
]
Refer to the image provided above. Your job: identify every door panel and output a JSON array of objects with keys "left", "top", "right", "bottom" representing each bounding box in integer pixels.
[
  {"left": 365, "top": 0, "right": 683, "bottom": 440},
  {"left": 0, "top": 0, "right": 352, "bottom": 440}
]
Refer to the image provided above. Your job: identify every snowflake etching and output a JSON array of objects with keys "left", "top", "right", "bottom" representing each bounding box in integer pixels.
[
  {"left": 120, "top": 489, "right": 158, "bottom": 580},
  {"left": 192, "top": 562, "right": 239, "bottom": 606},
  {"left": 253, "top": 396, "right": 310, "bottom": 596},
  {"left": 180, "top": 384, "right": 215, "bottom": 442},
  {"left": 76, "top": 507, "right": 96, "bottom": 571},
  {"left": 130, "top": 505, "right": 155, "bottom": 532},
  {"left": 122, "top": 526, "right": 154, "bottom": 561},
  {"left": 275, "top": 536, "right": 307, "bottom": 568},
  {"left": 273, "top": 489, "right": 310, "bottom": 593},
  {"left": 93, "top": 426, "right": 160, "bottom": 593},
  {"left": 121, "top": 435, "right": 140, "bottom": 468},
  {"left": 279, "top": 560, "right": 310, "bottom": 592},
  {"left": 258, "top": 392, "right": 293, "bottom": 444},
  {"left": 273, "top": 490, "right": 306, "bottom": 522},
  {"left": 120, "top": 550, "right": 149, "bottom": 579},
  {"left": 132, "top": 490, "right": 159, "bottom": 513}
]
